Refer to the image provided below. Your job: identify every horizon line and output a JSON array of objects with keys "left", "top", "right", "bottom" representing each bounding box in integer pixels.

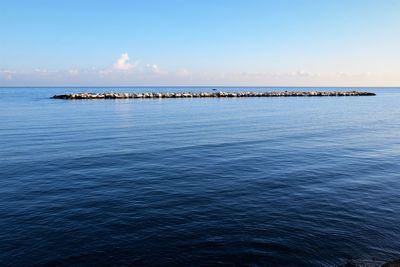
[{"left": 1, "top": 85, "right": 399, "bottom": 88}]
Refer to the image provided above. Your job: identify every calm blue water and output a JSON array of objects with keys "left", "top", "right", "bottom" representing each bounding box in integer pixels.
[{"left": 1, "top": 87, "right": 400, "bottom": 266}]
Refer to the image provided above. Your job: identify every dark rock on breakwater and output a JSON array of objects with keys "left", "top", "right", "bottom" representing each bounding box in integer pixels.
[{"left": 52, "top": 91, "right": 376, "bottom": 99}]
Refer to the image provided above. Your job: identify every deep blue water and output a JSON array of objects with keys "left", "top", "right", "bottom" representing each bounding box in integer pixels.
[{"left": 1, "top": 87, "right": 400, "bottom": 266}]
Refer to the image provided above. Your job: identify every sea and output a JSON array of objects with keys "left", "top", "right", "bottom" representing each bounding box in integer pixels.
[{"left": 0, "top": 87, "right": 399, "bottom": 266}]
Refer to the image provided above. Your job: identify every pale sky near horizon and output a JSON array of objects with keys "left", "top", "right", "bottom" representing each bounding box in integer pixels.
[{"left": 1, "top": 0, "right": 399, "bottom": 86}]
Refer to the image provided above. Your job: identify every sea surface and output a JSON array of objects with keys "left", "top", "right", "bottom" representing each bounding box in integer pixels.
[{"left": 1, "top": 87, "right": 399, "bottom": 266}]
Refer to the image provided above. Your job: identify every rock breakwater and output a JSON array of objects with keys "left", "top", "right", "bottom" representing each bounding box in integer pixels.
[{"left": 52, "top": 91, "right": 376, "bottom": 99}]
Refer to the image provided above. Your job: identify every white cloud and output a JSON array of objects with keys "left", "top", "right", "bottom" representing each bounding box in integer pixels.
[
  {"left": 336, "top": 71, "right": 351, "bottom": 77},
  {"left": 68, "top": 69, "right": 79, "bottom": 76},
  {"left": 2, "top": 52, "right": 398, "bottom": 86},
  {"left": 34, "top": 68, "right": 58, "bottom": 75},
  {"left": 113, "top": 53, "right": 136, "bottom": 71},
  {"left": 145, "top": 63, "right": 166, "bottom": 75},
  {"left": 176, "top": 69, "right": 191, "bottom": 77},
  {"left": 292, "top": 71, "right": 320, "bottom": 77},
  {"left": 0, "top": 70, "right": 15, "bottom": 80},
  {"left": 34, "top": 68, "right": 47, "bottom": 73}
]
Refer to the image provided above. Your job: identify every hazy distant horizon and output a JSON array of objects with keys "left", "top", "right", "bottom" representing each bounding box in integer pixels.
[{"left": 1, "top": 85, "right": 400, "bottom": 89}]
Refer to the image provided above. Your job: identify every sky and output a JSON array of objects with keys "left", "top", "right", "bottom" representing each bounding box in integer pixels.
[{"left": 0, "top": 0, "right": 399, "bottom": 86}]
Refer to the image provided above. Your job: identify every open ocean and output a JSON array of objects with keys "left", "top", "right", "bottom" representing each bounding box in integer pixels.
[{"left": 1, "top": 87, "right": 399, "bottom": 266}]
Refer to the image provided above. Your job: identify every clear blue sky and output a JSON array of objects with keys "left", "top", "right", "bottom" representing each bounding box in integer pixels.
[{"left": 1, "top": 0, "right": 399, "bottom": 86}]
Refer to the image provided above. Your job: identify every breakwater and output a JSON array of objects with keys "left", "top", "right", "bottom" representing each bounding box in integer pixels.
[{"left": 52, "top": 91, "right": 376, "bottom": 99}]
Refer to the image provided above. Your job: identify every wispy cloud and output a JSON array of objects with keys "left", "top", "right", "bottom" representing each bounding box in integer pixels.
[
  {"left": 1, "top": 53, "right": 399, "bottom": 86},
  {"left": 68, "top": 69, "right": 79, "bottom": 76},
  {"left": 176, "top": 69, "right": 191, "bottom": 77},
  {"left": 145, "top": 64, "right": 167, "bottom": 75},
  {"left": 113, "top": 53, "right": 137, "bottom": 71},
  {"left": 0, "top": 70, "right": 15, "bottom": 80}
]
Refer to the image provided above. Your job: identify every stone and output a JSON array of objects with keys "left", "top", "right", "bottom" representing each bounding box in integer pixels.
[{"left": 52, "top": 91, "right": 376, "bottom": 100}]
